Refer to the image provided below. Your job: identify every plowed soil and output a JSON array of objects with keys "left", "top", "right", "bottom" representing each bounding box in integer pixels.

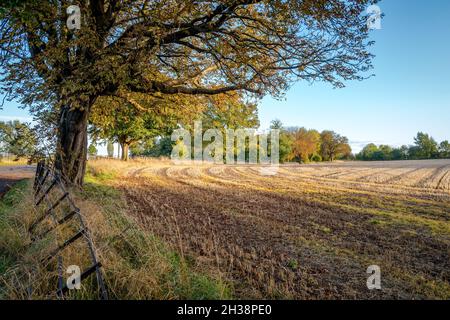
[{"left": 94, "top": 159, "right": 450, "bottom": 299}]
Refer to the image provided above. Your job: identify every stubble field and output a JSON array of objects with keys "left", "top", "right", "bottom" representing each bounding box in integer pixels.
[{"left": 91, "top": 159, "right": 450, "bottom": 299}]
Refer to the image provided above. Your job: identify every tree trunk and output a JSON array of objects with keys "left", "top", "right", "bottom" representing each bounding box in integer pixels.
[
  {"left": 121, "top": 143, "right": 129, "bottom": 161},
  {"left": 55, "top": 104, "right": 90, "bottom": 186}
]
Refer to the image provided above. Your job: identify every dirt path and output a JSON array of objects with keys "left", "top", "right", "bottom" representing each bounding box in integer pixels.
[{"left": 0, "top": 166, "right": 35, "bottom": 198}]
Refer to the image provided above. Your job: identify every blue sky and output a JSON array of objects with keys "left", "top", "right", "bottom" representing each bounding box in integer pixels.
[
  {"left": 258, "top": 0, "right": 450, "bottom": 152},
  {"left": 1, "top": 0, "right": 449, "bottom": 153}
]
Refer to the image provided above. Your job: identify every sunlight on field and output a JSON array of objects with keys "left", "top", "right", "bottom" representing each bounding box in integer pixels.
[
  {"left": 0, "top": 157, "right": 28, "bottom": 166},
  {"left": 87, "top": 158, "right": 450, "bottom": 299}
]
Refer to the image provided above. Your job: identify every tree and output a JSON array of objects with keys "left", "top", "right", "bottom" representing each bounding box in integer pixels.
[
  {"left": 270, "top": 119, "right": 292, "bottom": 163},
  {"left": 1, "top": 0, "right": 376, "bottom": 185},
  {"left": 270, "top": 119, "right": 284, "bottom": 131},
  {"left": 90, "top": 95, "right": 201, "bottom": 160},
  {"left": 290, "top": 128, "right": 320, "bottom": 163},
  {"left": 439, "top": 141, "right": 450, "bottom": 159},
  {"left": 336, "top": 143, "right": 353, "bottom": 160},
  {"left": 199, "top": 93, "right": 260, "bottom": 161},
  {"left": 357, "top": 143, "right": 378, "bottom": 160},
  {"left": 413, "top": 132, "right": 438, "bottom": 159},
  {"left": 0, "top": 120, "right": 37, "bottom": 159},
  {"left": 106, "top": 140, "right": 114, "bottom": 158},
  {"left": 320, "top": 131, "right": 350, "bottom": 162},
  {"left": 391, "top": 145, "right": 409, "bottom": 160},
  {"left": 140, "top": 136, "right": 175, "bottom": 158},
  {"left": 378, "top": 145, "right": 393, "bottom": 160},
  {"left": 88, "top": 143, "right": 97, "bottom": 156},
  {"left": 201, "top": 93, "right": 259, "bottom": 131}
]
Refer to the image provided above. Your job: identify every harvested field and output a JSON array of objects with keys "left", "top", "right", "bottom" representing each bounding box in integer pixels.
[{"left": 90, "top": 159, "right": 450, "bottom": 299}]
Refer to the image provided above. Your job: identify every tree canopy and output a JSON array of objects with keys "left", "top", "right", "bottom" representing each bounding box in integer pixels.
[
  {"left": 0, "top": 120, "right": 37, "bottom": 159},
  {"left": 1, "top": 0, "right": 377, "bottom": 184},
  {"left": 357, "top": 132, "right": 449, "bottom": 161},
  {"left": 320, "top": 130, "right": 350, "bottom": 162}
]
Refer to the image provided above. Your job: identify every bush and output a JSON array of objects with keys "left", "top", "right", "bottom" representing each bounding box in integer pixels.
[{"left": 311, "top": 154, "right": 322, "bottom": 162}]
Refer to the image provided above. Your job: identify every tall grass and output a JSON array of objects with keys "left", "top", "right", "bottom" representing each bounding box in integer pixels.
[{"left": 0, "top": 165, "right": 231, "bottom": 299}]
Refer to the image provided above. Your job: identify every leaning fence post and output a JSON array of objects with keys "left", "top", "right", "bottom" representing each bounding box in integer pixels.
[{"left": 29, "top": 161, "right": 108, "bottom": 300}]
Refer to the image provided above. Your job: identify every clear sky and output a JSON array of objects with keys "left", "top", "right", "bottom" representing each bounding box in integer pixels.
[
  {"left": 1, "top": 0, "right": 449, "bottom": 153},
  {"left": 258, "top": 0, "right": 450, "bottom": 152}
]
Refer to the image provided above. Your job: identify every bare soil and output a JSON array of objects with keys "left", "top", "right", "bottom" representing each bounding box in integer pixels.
[{"left": 91, "top": 159, "right": 450, "bottom": 299}]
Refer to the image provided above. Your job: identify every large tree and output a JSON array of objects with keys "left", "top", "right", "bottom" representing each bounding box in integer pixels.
[{"left": 1, "top": 0, "right": 376, "bottom": 185}]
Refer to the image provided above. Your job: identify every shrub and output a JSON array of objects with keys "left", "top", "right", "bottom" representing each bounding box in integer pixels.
[{"left": 311, "top": 154, "right": 322, "bottom": 162}]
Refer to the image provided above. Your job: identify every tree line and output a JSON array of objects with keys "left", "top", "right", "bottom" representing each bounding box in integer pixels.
[
  {"left": 356, "top": 133, "right": 450, "bottom": 161},
  {"left": 269, "top": 120, "right": 352, "bottom": 163},
  {"left": 2, "top": 119, "right": 449, "bottom": 164},
  {"left": 124, "top": 118, "right": 352, "bottom": 164}
]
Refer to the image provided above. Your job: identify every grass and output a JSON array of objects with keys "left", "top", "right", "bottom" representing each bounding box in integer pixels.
[
  {"left": 80, "top": 171, "right": 231, "bottom": 299},
  {"left": 0, "top": 179, "right": 31, "bottom": 298},
  {"left": 0, "top": 165, "right": 231, "bottom": 300}
]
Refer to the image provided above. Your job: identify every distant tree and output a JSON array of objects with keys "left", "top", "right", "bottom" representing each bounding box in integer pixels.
[
  {"left": 130, "top": 136, "right": 178, "bottom": 158},
  {"left": 0, "top": 120, "right": 37, "bottom": 159},
  {"left": 407, "top": 145, "right": 421, "bottom": 160},
  {"left": 270, "top": 120, "right": 293, "bottom": 163},
  {"left": 199, "top": 93, "right": 260, "bottom": 161},
  {"left": 439, "top": 141, "right": 450, "bottom": 159},
  {"left": 413, "top": 132, "right": 439, "bottom": 159},
  {"left": 278, "top": 133, "right": 294, "bottom": 163},
  {"left": 357, "top": 143, "right": 378, "bottom": 160},
  {"left": 378, "top": 145, "right": 393, "bottom": 160},
  {"left": 290, "top": 128, "right": 320, "bottom": 163},
  {"left": 88, "top": 143, "right": 98, "bottom": 156},
  {"left": 201, "top": 94, "right": 259, "bottom": 130},
  {"left": 391, "top": 145, "right": 409, "bottom": 160},
  {"left": 270, "top": 119, "right": 284, "bottom": 131},
  {"left": 320, "top": 131, "right": 351, "bottom": 162},
  {"left": 130, "top": 139, "right": 154, "bottom": 157},
  {"left": 336, "top": 143, "right": 353, "bottom": 160},
  {"left": 106, "top": 140, "right": 114, "bottom": 158}
]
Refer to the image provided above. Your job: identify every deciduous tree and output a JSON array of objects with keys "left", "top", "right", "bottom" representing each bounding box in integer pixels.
[
  {"left": 0, "top": 120, "right": 37, "bottom": 159},
  {"left": 290, "top": 127, "right": 320, "bottom": 163},
  {"left": 1, "top": 0, "right": 376, "bottom": 185},
  {"left": 320, "top": 130, "right": 350, "bottom": 162},
  {"left": 413, "top": 132, "right": 438, "bottom": 159}
]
